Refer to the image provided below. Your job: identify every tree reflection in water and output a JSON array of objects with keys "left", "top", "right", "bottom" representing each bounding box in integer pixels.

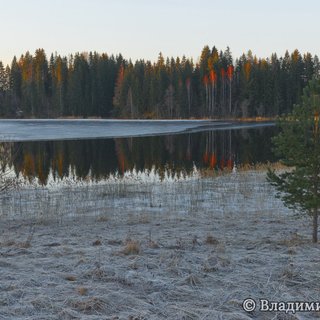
[{"left": 9, "top": 128, "right": 276, "bottom": 185}]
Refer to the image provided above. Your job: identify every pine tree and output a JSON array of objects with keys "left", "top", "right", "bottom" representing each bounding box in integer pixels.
[
  {"left": 199, "top": 46, "right": 211, "bottom": 116},
  {"left": 227, "top": 65, "right": 234, "bottom": 115},
  {"left": 20, "top": 52, "right": 35, "bottom": 116},
  {"left": 9, "top": 56, "right": 22, "bottom": 115},
  {"left": 112, "top": 63, "right": 125, "bottom": 116},
  {"left": 267, "top": 78, "right": 320, "bottom": 242},
  {"left": 33, "top": 49, "right": 49, "bottom": 116},
  {"left": 0, "top": 61, "right": 6, "bottom": 115},
  {"left": 0, "top": 61, "right": 7, "bottom": 91},
  {"left": 68, "top": 53, "right": 91, "bottom": 117}
]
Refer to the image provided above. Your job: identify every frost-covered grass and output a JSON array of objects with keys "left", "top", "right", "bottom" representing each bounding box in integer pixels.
[{"left": 0, "top": 170, "right": 319, "bottom": 319}]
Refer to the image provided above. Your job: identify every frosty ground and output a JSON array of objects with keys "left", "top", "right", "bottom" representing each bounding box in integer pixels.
[{"left": 0, "top": 170, "right": 320, "bottom": 320}]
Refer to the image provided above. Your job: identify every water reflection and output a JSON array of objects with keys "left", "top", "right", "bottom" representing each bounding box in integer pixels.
[{"left": 8, "top": 127, "right": 276, "bottom": 185}]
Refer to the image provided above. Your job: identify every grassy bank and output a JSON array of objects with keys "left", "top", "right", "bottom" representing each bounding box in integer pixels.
[{"left": 0, "top": 170, "right": 319, "bottom": 319}]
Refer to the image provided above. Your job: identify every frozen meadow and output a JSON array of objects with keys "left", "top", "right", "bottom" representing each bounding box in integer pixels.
[{"left": 1, "top": 169, "right": 320, "bottom": 319}]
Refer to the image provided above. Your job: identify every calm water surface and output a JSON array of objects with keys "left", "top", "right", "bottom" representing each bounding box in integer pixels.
[{"left": 7, "top": 126, "right": 277, "bottom": 185}]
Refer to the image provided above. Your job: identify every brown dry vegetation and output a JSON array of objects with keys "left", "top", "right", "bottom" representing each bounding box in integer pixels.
[{"left": 121, "top": 239, "right": 141, "bottom": 255}]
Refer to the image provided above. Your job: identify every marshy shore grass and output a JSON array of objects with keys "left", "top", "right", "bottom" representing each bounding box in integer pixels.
[{"left": 0, "top": 169, "right": 319, "bottom": 319}]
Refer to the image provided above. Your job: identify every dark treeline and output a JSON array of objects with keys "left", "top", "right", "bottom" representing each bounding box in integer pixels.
[{"left": 0, "top": 46, "right": 319, "bottom": 118}]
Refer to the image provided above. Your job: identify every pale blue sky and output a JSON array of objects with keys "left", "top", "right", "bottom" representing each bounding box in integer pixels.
[{"left": 1, "top": 0, "right": 319, "bottom": 66}]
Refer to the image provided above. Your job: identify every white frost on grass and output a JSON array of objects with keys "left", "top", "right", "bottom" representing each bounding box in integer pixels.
[
  {"left": 0, "top": 170, "right": 319, "bottom": 319},
  {"left": 2, "top": 164, "right": 200, "bottom": 192}
]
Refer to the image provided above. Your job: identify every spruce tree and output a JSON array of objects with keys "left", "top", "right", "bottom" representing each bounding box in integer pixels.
[{"left": 267, "top": 78, "right": 320, "bottom": 242}]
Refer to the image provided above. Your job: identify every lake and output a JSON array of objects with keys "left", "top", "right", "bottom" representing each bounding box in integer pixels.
[{"left": 0, "top": 120, "right": 276, "bottom": 185}]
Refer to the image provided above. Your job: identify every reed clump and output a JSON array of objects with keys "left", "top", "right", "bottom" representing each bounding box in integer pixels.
[{"left": 121, "top": 239, "right": 141, "bottom": 255}]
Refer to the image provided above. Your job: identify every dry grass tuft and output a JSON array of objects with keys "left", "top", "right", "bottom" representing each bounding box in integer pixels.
[
  {"left": 287, "top": 247, "right": 296, "bottom": 255},
  {"left": 77, "top": 287, "right": 88, "bottom": 296},
  {"left": 205, "top": 235, "right": 220, "bottom": 245},
  {"left": 85, "top": 267, "right": 108, "bottom": 280},
  {"left": 1, "top": 239, "right": 32, "bottom": 248},
  {"left": 18, "top": 241, "right": 31, "bottom": 249},
  {"left": 92, "top": 239, "right": 102, "bottom": 246},
  {"left": 148, "top": 240, "right": 159, "bottom": 249},
  {"left": 200, "top": 161, "right": 289, "bottom": 178},
  {"left": 21, "top": 233, "right": 33, "bottom": 248},
  {"left": 65, "top": 275, "right": 77, "bottom": 282},
  {"left": 70, "top": 297, "right": 105, "bottom": 313},
  {"left": 185, "top": 274, "right": 201, "bottom": 286},
  {"left": 200, "top": 167, "right": 231, "bottom": 178},
  {"left": 121, "top": 240, "right": 141, "bottom": 255},
  {"left": 278, "top": 232, "right": 308, "bottom": 247},
  {"left": 2, "top": 240, "right": 16, "bottom": 247},
  {"left": 31, "top": 298, "right": 51, "bottom": 311},
  {"left": 237, "top": 161, "right": 289, "bottom": 172}
]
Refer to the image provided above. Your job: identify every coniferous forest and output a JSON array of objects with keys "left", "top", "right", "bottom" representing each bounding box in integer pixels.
[{"left": 0, "top": 46, "right": 319, "bottom": 119}]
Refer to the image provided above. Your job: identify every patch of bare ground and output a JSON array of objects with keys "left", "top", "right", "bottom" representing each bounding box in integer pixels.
[{"left": 0, "top": 170, "right": 319, "bottom": 319}]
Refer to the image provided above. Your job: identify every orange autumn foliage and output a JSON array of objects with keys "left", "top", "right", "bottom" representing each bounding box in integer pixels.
[
  {"left": 210, "top": 154, "right": 217, "bottom": 169},
  {"left": 244, "top": 61, "right": 251, "bottom": 81},
  {"left": 209, "top": 70, "right": 217, "bottom": 84},
  {"left": 227, "top": 158, "right": 233, "bottom": 170},
  {"left": 227, "top": 65, "right": 234, "bottom": 81}
]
